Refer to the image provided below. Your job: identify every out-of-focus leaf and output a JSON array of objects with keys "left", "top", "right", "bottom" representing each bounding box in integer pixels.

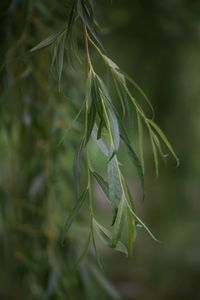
[
  {"left": 30, "top": 30, "right": 64, "bottom": 52},
  {"left": 58, "top": 32, "right": 67, "bottom": 91},
  {"left": 73, "top": 139, "right": 85, "bottom": 199},
  {"left": 75, "top": 230, "right": 91, "bottom": 267},
  {"left": 61, "top": 188, "right": 88, "bottom": 245},
  {"left": 89, "top": 264, "right": 122, "bottom": 300}
]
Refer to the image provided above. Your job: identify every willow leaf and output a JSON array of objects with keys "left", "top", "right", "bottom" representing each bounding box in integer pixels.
[
  {"left": 125, "top": 200, "right": 159, "bottom": 242},
  {"left": 61, "top": 189, "right": 88, "bottom": 245},
  {"left": 78, "top": 0, "right": 104, "bottom": 50},
  {"left": 85, "top": 102, "right": 96, "bottom": 144},
  {"left": 66, "top": 0, "right": 78, "bottom": 40},
  {"left": 73, "top": 139, "right": 85, "bottom": 199},
  {"left": 92, "top": 125, "right": 109, "bottom": 156},
  {"left": 107, "top": 157, "right": 122, "bottom": 223},
  {"left": 92, "top": 171, "right": 109, "bottom": 201},
  {"left": 89, "top": 264, "right": 122, "bottom": 300},
  {"left": 149, "top": 130, "right": 159, "bottom": 178},
  {"left": 126, "top": 205, "right": 136, "bottom": 256},
  {"left": 30, "top": 30, "right": 64, "bottom": 52},
  {"left": 137, "top": 112, "right": 145, "bottom": 173},
  {"left": 111, "top": 198, "right": 124, "bottom": 248},
  {"left": 121, "top": 134, "right": 144, "bottom": 196},
  {"left": 58, "top": 32, "right": 67, "bottom": 91},
  {"left": 125, "top": 73, "right": 155, "bottom": 119},
  {"left": 148, "top": 119, "right": 179, "bottom": 166},
  {"left": 75, "top": 230, "right": 91, "bottom": 267},
  {"left": 107, "top": 107, "right": 120, "bottom": 157},
  {"left": 93, "top": 219, "right": 128, "bottom": 256}
]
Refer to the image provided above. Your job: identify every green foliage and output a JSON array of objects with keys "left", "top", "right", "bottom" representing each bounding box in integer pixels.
[
  {"left": 31, "top": 0, "right": 178, "bottom": 260},
  {"left": 0, "top": 0, "right": 182, "bottom": 299}
]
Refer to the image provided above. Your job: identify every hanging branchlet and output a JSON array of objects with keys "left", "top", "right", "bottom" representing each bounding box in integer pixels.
[{"left": 31, "top": 0, "right": 179, "bottom": 262}]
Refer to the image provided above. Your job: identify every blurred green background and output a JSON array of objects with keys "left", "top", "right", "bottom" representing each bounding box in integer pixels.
[{"left": 0, "top": 0, "right": 200, "bottom": 299}]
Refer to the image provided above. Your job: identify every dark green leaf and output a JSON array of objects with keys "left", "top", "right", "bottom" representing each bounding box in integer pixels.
[
  {"left": 107, "top": 157, "right": 122, "bottom": 223},
  {"left": 92, "top": 171, "right": 109, "bottom": 201},
  {"left": 30, "top": 30, "right": 64, "bottom": 52},
  {"left": 73, "top": 139, "right": 85, "bottom": 199},
  {"left": 121, "top": 134, "right": 144, "bottom": 197},
  {"left": 75, "top": 230, "right": 91, "bottom": 267},
  {"left": 61, "top": 189, "right": 88, "bottom": 245},
  {"left": 78, "top": 0, "right": 104, "bottom": 50},
  {"left": 111, "top": 198, "right": 124, "bottom": 248}
]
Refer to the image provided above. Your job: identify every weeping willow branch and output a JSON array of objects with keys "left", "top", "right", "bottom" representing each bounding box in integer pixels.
[{"left": 30, "top": 0, "right": 179, "bottom": 263}]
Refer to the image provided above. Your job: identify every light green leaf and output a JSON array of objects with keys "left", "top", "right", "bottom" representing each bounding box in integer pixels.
[
  {"left": 107, "top": 157, "right": 122, "bottom": 223},
  {"left": 30, "top": 30, "right": 64, "bottom": 52},
  {"left": 91, "top": 171, "right": 109, "bottom": 201},
  {"left": 92, "top": 125, "right": 109, "bottom": 156},
  {"left": 148, "top": 119, "right": 179, "bottom": 166},
  {"left": 111, "top": 198, "right": 124, "bottom": 248},
  {"left": 93, "top": 219, "right": 128, "bottom": 256},
  {"left": 125, "top": 200, "right": 159, "bottom": 242},
  {"left": 125, "top": 73, "right": 154, "bottom": 119},
  {"left": 126, "top": 205, "right": 136, "bottom": 256},
  {"left": 137, "top": 112, "right": 145, "bottom": 173},
  {"left": 149, "top": 129, "right": 159, "bottom": 178}
]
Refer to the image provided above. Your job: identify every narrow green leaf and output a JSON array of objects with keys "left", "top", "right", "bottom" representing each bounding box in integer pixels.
[
  {"left": 73, "top": 139, "right": 85, "bottom": 199},
  {"left": 85, "top": 102, "right": 96, "bottom": 144},
  {"left": 89, "top": 264, "right": 121, "bottom": 300},
  {"left": 92, "top": 171, "right": 109, "bottom": 201},
  {"left": 78, "top": 0, "right": 104, "bottom": 50},
  {"left": 92, "top": 125, "right": 109, "bottom": 156},
  {"left": 30, "top": 30, "right": 64, "bottom": 52},
  {"left": 75, "top": 230, "right": 91, "bottom": 267},
  {"left": 149, "top": 129, "right": 159, "bottom": 178},
  {"left": 91, "top": 228, "right": 102, "bottom": 268},
  {"left": 148, "top": 119, "right": 179, "bottom": 166},
  {"left": 126, "top": 205, "right": 136, "bottom": 256},
  {"left": 152, "top": 131, "right": 166, "bottom": 159},
  {"left": 137, "top": 112, "right": 145, "bottom": 173},
  {"left": 107, "top": 157, "right": 122, "bottom": 223},
  {"left": 66, "top": 0, "right": 78, "bottom": 41},
  {"left": 125, "top": 200, "right": 159, "bottom": 242},
  {"left": 58, "top": 32, "right": 67, "bottom": 91},
  {"left": 107, "top": 105, "right": 120, "bottom": 155},
  {"left": 125, "top": 73, "right": 155, "bottom": 119},
  {"left": 121, "top": 134, "right": 144, "bottom": 196},
  {"left": 111, "top": 198, "right": 124, "bottom": 248},
  {"left": 93, "top": 219, "right": 128, "bottom": 256},
  {"left": 112, "top": 75, "right": 126, "bottom": 116},
  {"left": 61, "top": 189, "right": 88, "bottom": 245}
]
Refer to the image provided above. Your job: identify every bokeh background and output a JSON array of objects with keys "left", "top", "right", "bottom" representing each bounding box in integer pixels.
[{"left": 0, "top": 0, "right": 200, "bottom": 299}]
